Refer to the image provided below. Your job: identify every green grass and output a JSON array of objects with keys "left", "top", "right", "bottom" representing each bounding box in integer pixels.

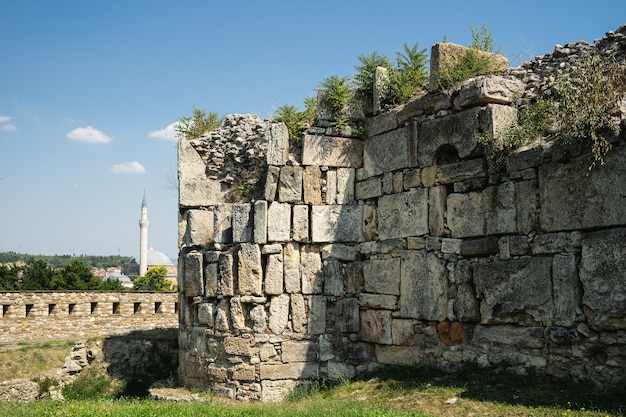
[{"left": 0, "top": 339, "right": 76, "bottom": 381}]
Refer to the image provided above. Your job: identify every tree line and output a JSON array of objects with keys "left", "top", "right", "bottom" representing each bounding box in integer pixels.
[{"left": 0, "top": 252, "right": 132, "bottom": 269}]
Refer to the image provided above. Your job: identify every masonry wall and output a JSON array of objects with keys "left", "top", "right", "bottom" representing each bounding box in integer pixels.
[
  {"left": 177, "top": 26, "right": 626, "bottom": 401},
  {"left": 0, "top": 292, "right": 178, "bottom": 343}
]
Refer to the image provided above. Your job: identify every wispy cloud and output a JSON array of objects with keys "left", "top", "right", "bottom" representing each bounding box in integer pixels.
[
  {"left": 148, "top": 122, "right": 178, "bottom": 141},
  {"left": 0, "top": 115, "right": 16, "bottom": 132},
  {"left": 0, "top": 116, "right": 11, "bottom": 123},
  {"left": 112, "top": 161, "right": 146, "bottom": 174},
  {"left": 2, "top": 124, "right": 16, "bottom": 132},
  {"left": 67, "top": 126, "right": 112, "bottom": 144}
]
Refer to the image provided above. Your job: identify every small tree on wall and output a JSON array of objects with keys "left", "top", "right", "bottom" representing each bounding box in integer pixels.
[{"left": 132, "top": 266, "right": 173, "bottom": 291}]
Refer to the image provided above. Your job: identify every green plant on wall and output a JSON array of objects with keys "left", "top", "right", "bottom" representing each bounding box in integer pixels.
[
  {"left": 319, "top": 75, "right": 352, "bottom": 116},
  {"left": 274, "top": 96, "right": 317, "bottom": 144},
  {"left": 354, "top": 51, "right": 392, "bottom": 94},
  {"left": 175, "top": 106, "right": 222, "bottom": 139},
  {"left": 384, "top": 42, "right": 429, "bottom": 105}
]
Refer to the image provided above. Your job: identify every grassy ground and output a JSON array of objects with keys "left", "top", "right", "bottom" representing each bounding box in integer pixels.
[
  {"left": 0, "top": 339, "right": 76, "bottom": 381},
  {"left": 0, "top": 339, "right": 624, "bottom": 416}
]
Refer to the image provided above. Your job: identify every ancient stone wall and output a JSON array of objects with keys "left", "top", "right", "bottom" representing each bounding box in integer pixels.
[
  {"left": 0, "top": 292, "right": 178, "bottom": 343},
  {"left": 177, "top": 25, "right": 626, "bottom": 401}
]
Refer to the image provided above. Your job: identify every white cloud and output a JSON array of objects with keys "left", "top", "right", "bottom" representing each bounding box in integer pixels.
[
  {"left": 67, "top": 126, "right": 112, "bottom": 144},
  {"left": 148, "top": 122, "right": 178, "bottom": 141},
  {"left": 0, "top": 115, "right": 11, "bottom": 123},
  {"left": 2, "top": 123, "right": 16, "bottom": 132},
  {"left": 112, "top": 161, "right": 146, "bottom": 174}
]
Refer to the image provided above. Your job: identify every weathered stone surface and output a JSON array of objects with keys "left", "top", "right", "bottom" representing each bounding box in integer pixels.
[
  {"left": 278, "top": 166, "right": 303, "bottom": 203},
  {"left": 359, "top": 293, "right": 397, "bottom": 310},
  {"left": 460, "top": 237, "right": 499, "bottom": 257},
  {"left": 284, "top": 242, "right": 301, "bottom": 293},
  {"left": 327, "top": 362, "right": 356, "bottom": 380},
  {"left": 303, "top": 166, "right": 323, "bottom": 205},
  {"left": 218, "top": 252, "right": 235, "bottom": 297},
  {"left": 400, "top": 251, "right": 447, "bottom": 320},
  {"left": 362, "top": 203, "right": 378, "bottom": 241},
  {"left": 183, "top": 251, "right": 204, "bottom": 297},
  {"left": 224, "top": 336, "right": 253, "bottom": 356},
  {"left": 363, "top": 258, "right": 401, "bottom": 295},
  {"left": 580, "top": 228, "right": 626, "bottom": 330},
  {"left": 261, "top": 380, "right": 297, "bottom": 402},
  {"left": 178, "top": 139, "right": 225, "bottom": 207},
  {"left": 375, "top": 345, "right": 421, "bottom": 365},
  {"left": 320, "top": 244, "right": 357, "bottom": 261},
  {"left": 250, "top": 304, "right": 268, "bottom": 333},
  {"left": 260, "top": 363, "right": 319, "bottom": 380},
  {"left": 301, "top": 245, "right": 323, "bottom": 294},
  {"left": 403, "top": 168, "right": 421, "bottom": 190},
  {"left": 360, "top": 309, "right": 392, "bottom": 345},
  {"left": 363, "top": 127, "right": 409, "bottom": 178},
  {"left": 530, "top": 231, "right": 581, "bottom": 255},
  {"left": 268, "top": 294, "right": 290, "bottom": 335},
  {"left": 398, "top": 92, "right": 452, "bottom": 125},
  {"left": 429, "top": 186, "right": 447, "bottom": 236},
  {"left": 391, "top": 319, "right": 415, "bottom": 345},
  {"left": 436, "top": 158, "right": 486, "bottom": 184},
  {"left": 262, "top": 243, "right": 282, "bottom": 255},
  {"left": 447, "top": 182, "right": 516, "bottom": 238},
  {"left": 238, "top": 243, "right": 263, "bottom": 296},
  {"left": 325, "top": 170, "right": 337, "bottom": 204},
  {"left": 308, "top": 295, "right": 327, "bottom": 335},
  {"left": 311, "top": 205, "right": 364, "bottom": 243},
  {"left": 232, "top": 204, "right": 252, "bottom": 243},
  {"left": 303, "top": 134, "right": 363, "bottom": 167},
  {"left": 336, "top": 168, "right": 355, "bottom": 204},
  {"left": 458, "top": 75, "right": 524, "bottom": 108},
  {"left": 232, "top": 364, "right": 256, "bottom": 381},
  {"left": 344, "top": 261, "right": 363, "bottom": 295},
  {"left": 214, "top": 299, "right": 231, "bottom": 331},
  {"left": 366, "top": 106, "right": 398, "bottom": 136},
  {"left": 437, "top": 321, "right": 472, "bottom": 345},
  {"left": 197, "top": 302, "right": 214, "bottom": 326},
  {"left": 552, "top": 254, "right": 579, "bottom": 327},
  {"left": 335, "top": 297, "right": 359, "bottom": 332},
  {"left": 230, "top": 297, "right": 246, "bottom": 333},
  {"left": 205, "top": 260, "right": 219, "bottom": 297},
  {"left": 472, "top": 325, "right": 545, "bottom": 349},
  {"left": 355, "top": 178, "right": 382, "bottom": 200},
  {"left": 214, "top": 204, "right": 233, "bottom": 243},
  {"left": 267, "top": 122, "right": 289, "bottom": 166},
  {"left": 378, "top": 189, "right": 428, "bottom": 240},
  {"left": 267, "top": 202, "right": 290, "bottom": 242},
  {"left": 184, "top": 209, "right": 214, "bottom": 247},
  {"left": 265, "top": 166, "right": 280, "bottom": 202},
  {"left": 264, "top": 253, "right": 284, "bottom": 295},
  {"left": 323, "top": 260, "right": 344, "bottom": 296},
  {"left": 474, "top": 257, "right": 553, "bottom": 326},
  {"left": 290, "top": 294, "right": 306, "bottom": 333},
  {"left": 292, "top": 205, "right": 309, "bottom": 242},
  {"left": 515, "top": 180, "right": 539, "bottom": 235},
  {"left": 282, "top": 341, "right": 317, "bottom": 362},
  {"left": 254, "top": 200, "right": 268, "bottom": 244}
]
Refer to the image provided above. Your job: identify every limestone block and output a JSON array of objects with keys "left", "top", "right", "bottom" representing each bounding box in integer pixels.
[
  {"left": 260, "top": 363, "right": 319, "bottom": 380},
  {"left": 363, "top": 258, "right": 401, "bottom": 295},
  {"left": 284, "top": 242, "right": 301, "bottom": 293},
  {"left": 232, "top": 204, "right": 252, "bottom": 243},
  {"left": 302, "top": 134, "right": 364, "bottom": 168},
  {"left": 325, "top": 170, "right": 337, "bottom": 204},
  {"left": 184, "top": 209, "right": 214, "bottom": 247},
  {"left": 214, "top": 299, "right": 231, "bottom": 332},
  {"left": 345, "top": 261, "right": 363, "bottom": 295},
  {"left": 292, "top": 205, "right": 309, "bottom": 242},
  {"left": 359, "top": 309, "right": 392, "bottom": 345},
  {"left": 308, "top": 295, "right": 327, "bottom": 335},
  {"left": 303, "top": 166, "right": 323, "bottom": 205},
  {"left": 301, "top": 245, "right": 323, "bottom": 294},
  {"left": 355, "top": 178, "right": 382, "bottom": 200},
  {"left": 514, "top": 180, "right": 539, "bottom": 235},
  {"left": 323, "top": 260, "right": 344, "bottom": 296},
  {"left": 458, "top": 75, "right": 524, "bottom": 108},
  {"left": 205, "top": 261, "right": 219, "bottom": 298},
  {"left": 268, "top": 294, "right": 290, "bottom": 335},
  {"left": 375, "top": 345, "right": 421, "bottom": 365},
  {"left": 316, "top": 89, "right": 368, "bottom": 122},
  {"left": 183, "top": 251, "right": 204, "bottom": 297},
  {"left": 250, "top": 304, "right": 268, "bottom": 333},
  {"left": 219, "top": 252, "right": 235, "bottom": 297},
  {"left": 374, "top": 237, "right": 405, "bottom": 253},
  {"left": 447, "top": 182, "right": 517, "bottom": 238},
  {"left": 230, "top": 296, "right": 247, "bottom": 333},
  {"left": 416, "top": 105, "right": 517, "bottom": 168},
  {"left": 403, "top": 168, "right": 421, "bottom": 190},
  {"left": 436, "top": 159, "right": 486, "bottom": 184},
  {"left": 335, "top": 297, "right": 359, "bottom": 333},
  {"left": 580, "top": 228, "right": 626, "bottom": 330},
  {"left": 178, "top": 138, "right": 225, "bottom": 207},
  {"left": 471, "top": 324, "right": 545, "bottom": 349},
  {"left": 366, "top": 108, "right": 398, "bottom": 137},
  {"left": 327, "top": 362, "right": 356, "bottom": 380},
  {"left": 382, "top": 172, "right": 393, "bottom": 195},
  {"left": 552, "top": 254, "right": 580, "bottom": 327},
  {"left": 392, "top": 319, "right": 415, "bottom": 345},
  {"left": 282, "top": 341, "right": 318, "bottom": 362},
  {"left": 441, "top": 238, "right": 462, "bottom": 254},
  {"left": 278, "top": 166, "right": 303, "bottom": 203},
  {"left": 421, "top": 166, "right": 437, "bottom": 187},
  {"left": 259, "top": 343, "right": 278, "bottom": 361},
  {"left": 224, "top": 336, "right": 253, "bottom": 356},
  {"left": 320, "top": 244, "right": 357, "bottom": 261},
  {"left": 530, "top": 232, "right": 581, "bottom": 255},
  {"left": 378, "top": 188, "right": 428, "bottom": 240},
  {"left": 197, "top": 303, "right": 214, "bottom": 326},
  {"left": 267, "top": 202, "right": 291, "bottom": 242},
  {"left": 429, "top": 186, "right": 448, "bottom": 237},
  {"left": 262, "top": 243, "right": 282, "bottom": 254},
  {"left": 460, "top": 237, "right": 499, "bottom": 257},
  {"left": 214, "top": 204, "right": 233, "bottom": 244},
  {"left": 363, "top": 127, "right": 409, "bottom": 178},
  {"left": 474, "top": 257, "right": 553, "bottom": 326},
  {"left": 336, "top": 168, "right": 355, "bottom": 204},
  {"left": 232, "top": 364, "right": 256, "bottom": 381},
  {"left": 261, "top": 380, "right": 297, "bottom": 402},
  {"left": 397, "top": 92, "right": 452, "bottom": 125},
  {"left": 265, "top": 166, "right": 280, "bottom": 202},
  {"left": 400, "top": 251, "right": 447, "bottom": 320},
  {"left": 207, "top": 365, "right": 229, "bottom": 382},
  {"left": 264, "top": 253, "right": 284, "bottom": 295},
  {"left": 362, "top": 203, "right": 378, "bottom": 241},
  {"left": 359, "top": 293, "right": 397, "bottom": 310},
  {"left": 238, "top": 243, "right": 263, "bottom": 296},
  {"left": 539, "top": 147, "right": 626, "bottom": 231},
  {"left": 290, "top": 294, "right": 306, "bottom": 333},
  {"left": 267, "top": 122, "right": 289, "bottom": 166},
  {"left": 311, "top": 205, "right": 364, "bottom": 243},
  {"left": 254, "top": 200, "right": 268, "bottom": 244}
]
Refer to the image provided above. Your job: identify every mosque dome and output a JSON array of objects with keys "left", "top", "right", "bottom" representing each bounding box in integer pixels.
[{"left": 128, "top": 247, "right": 174, "bottom": 267}]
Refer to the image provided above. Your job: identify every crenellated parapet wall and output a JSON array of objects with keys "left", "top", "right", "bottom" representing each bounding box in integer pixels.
[
  {"left": 0, "top": 291, "right": 178, "bottom": 343},
  {"left": 177, "top": 25, "right": 626, "bottom": 401}
]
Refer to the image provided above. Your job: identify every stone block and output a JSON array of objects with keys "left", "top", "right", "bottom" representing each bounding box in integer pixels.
[
  {"left": 378, "top": 188, "right": 428, "bottom": 240},
  {"left": 580, "top": 228, "right": 626, "bottom": 330},
  {"left": 363, "top": 258, "right": 401, "bottom": 295},
  {"left": 303, "top": 134, "right": 363, "bottom": 167},
  {"left": 184, "top": 209, "right": 214, "bottom": 247},
  {"left": 284, "top": 242, "right": 301, "bottom": 293},
  {"left": 262, "top": 243, "right": 282, "bottom": 255},
  {"left": 360, "top": 309, "right": 392, "bottom": 345},
  {"left": 375, "top": 345, "right": 421, "bottom": 365},
  {"left": 238, "top": 243, "right": 263, "bottom": 296},
  {"left": 378, "top": 238, "right": 406, "bottom": 254},
  {"left": 325, "top": 169, "right": 337, "bottom": 204},
  {"left": 264, "top": 253, "right": 284, "bottom": 295},
  {"left": 308, "top": 295, "right": 327, "bottom": 335},
  {"left": 392, "top": 319, "right": 415, "bottom": 346},
  {"left": 363, "top": 127, "right": 409, "bottom": 178},
  {"left": 457, "top": 75, "right": 524, "bottom": 108},
  {"left": 311, "top": 205, "right": 364, "bottom": 243},
  {"left": 320, "top": 244, "right": 357, "bottom": 261},
  {"left": 261, "top": 380, "right": 297, "bottom": 402},
  {"left": 183, "top": 251, "right": 204, "bottom": 297},
  {"left": 214, "top": 204, "right": 233, "bottom": 244},
  {"left": 472, "top": 324, "right": 545, "bottom": 349},
  {"left": 214, "top": 299, "right": 231, "bottom": 332},
  {"left": 264, "top": 166, "right": 280, "bottom": 202},
  {"left": 403, "top": 168, "right": 421, "bottom": 190},
  {"left": 362, "top": 203, "right": 378, "bottom": 241},
  {"left": 290, "top": 294, "right": 306, "bottom": 333},
  {"left": 207, "top": 365, "right": 229, "bottom": 382},
  {"left": 301, "top": 245, "right": 323, "bottom": 294},
  {"left": 282, "top": 341, "right": 318, "bottom": 362},
  {"left": 474, "top": 257, "right": 553, "bottom": 325},
  {"left": 205, "top": 261, "right": 219, "bottom": 297},
  {"left": 552, "top": 254, "right": 579, "bottom": 327},
  {"left": 382, "top": 172, "right": 393, "bottom": 195},
  {"left": 441, "top": 238, "right": 462, "bottom": 254},
  {"left": 429, "top": 186, "right": 448, "bottom": 237},
  {"left": 197, "top": 302, "right": 214, "bottom": 326},
  {"left": 436, "top": 158, "right": 486, "bottom": 184},
  {"left": 336, "top": 168, "right": 355, "bottom": 204},
  {"left": 323, "top": 260, "right": 344, "bottom": 296},
  {"left": 515, "top": 180, "right": 539, "bottom": 235},
  {"left": 250, "top": 304, "right": 268, "bottom": 333},
  {"left": 218, "top": 252, "right": 235, "bottom": 297},
  {"left": 267, "top": 202, "right": 290, "bottom": 242},
  {"left": 303, "top": 166, "right": 323, "bottom": 205},
  {"left": 178, "top": 139, "right": 225, "bottom": 207},
  {"left": 327, "top": 362, "right": 356, "bottom": 380},
  {"left": 366, "top": 107, "right": 398, "bottom": 136},
  {"left": 230, "top": 296, "right": 246, "bottom": 333},
  {"left": 224, "top": 336, "right": 253, "bottom": 356},
  {"left": 232, "top": 204, "right": 252, "bottom": 243},
  {"left": 292, "top": 205, "right": 309, "bottom": 242},
  {"left": 254, "top": 200, "right": 268, "bottom": 244},
  {"left": 355, "top": 178, "right": 382, "bottom": 200},
  {"left": 359, "top": 293, "right": 397, "bottom": 310},
  {"left": 278, "top": 166, "right": 303, "bottom": 203},
  {"left": 400, "top": 251, "right": 447, "bottom": 320},
  {"left": 267, "top": 122, "right": 289, "bottom": 166},
  {"left": 459, "top": 237, "right": 499, "bottom": 257},
  {"left": 268, "top": 294, "right": 290, "bottom": 335},
  {"left": 232, "top": 364, "right": 256, "bottom": 381},
  {"left": 437, "top": 321, "right": 472, "bottom": 345},
  {"left": 397, "top": 92, "right": 452, "bottom": 125},
  {"left": 335, "top": 297, "right": 360, "bottom": 333},
  {"left": 344, "top": 261, "right": 363, "bottom": 295},
  {"left": 260, "top": 363, "right": 319, "bottom": 381}
]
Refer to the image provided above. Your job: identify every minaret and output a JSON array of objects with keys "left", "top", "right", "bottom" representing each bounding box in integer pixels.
[{"left": 139, "top": 193, "right": 149, "bottom": 277}]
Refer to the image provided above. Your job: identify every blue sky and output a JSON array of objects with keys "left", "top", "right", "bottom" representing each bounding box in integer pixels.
[{"left": 0, "top": 1, "right": 624, "bottom": 260}]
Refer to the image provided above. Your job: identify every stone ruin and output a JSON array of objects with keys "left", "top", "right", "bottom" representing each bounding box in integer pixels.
[{"left": 177, "top": 25, "right": 626, "bottom": 401}]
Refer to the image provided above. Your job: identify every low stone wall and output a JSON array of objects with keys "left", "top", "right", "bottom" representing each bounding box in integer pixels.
[
  {"left": 0, "top": 292, "right": 178, "bottom": 343},
  {"left": 177, "top": 25, "right": 626, "bottom": 401}
]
